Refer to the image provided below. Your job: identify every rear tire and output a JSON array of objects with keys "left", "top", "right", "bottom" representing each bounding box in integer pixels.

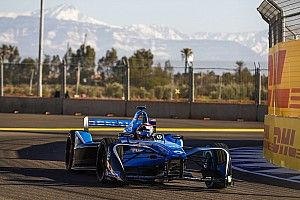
[
  {"left": 96, "top": 138, "right": 121, "bottom": 183},
  {"left": 204, "top": 143, "right": 232, "bottom": 189},
  {"left": 65, "top": 133, "right": 75, "bottom": 171}
]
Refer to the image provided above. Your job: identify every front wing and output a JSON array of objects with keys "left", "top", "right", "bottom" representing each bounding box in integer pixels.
[{"left": 105, "top": 143, "right": 232, "bottom": 185}]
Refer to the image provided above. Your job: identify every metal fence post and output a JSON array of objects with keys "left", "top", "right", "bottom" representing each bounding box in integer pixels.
[
  {"left": 239, "top": 66, "right": 242, "bottom": 102},
  {"left": 189, "top": 65, "right": 194, "bottom": 103},
  {"left": 61, "top": 59, "right": 67, "bottom": 98},
  {"left": 254, "top": 62, "right": 258, "bottom": 105},
  {"left": 254, "top": 62, "right": 262, "bottom": 105},
  {"left": 126, "top": 62, "right": 130, "bottom": 101},
  {"left": 122, "top": 57, "right": 130, "bottom": 101},
  {"left": 258, "top": 62, "right": 262, "bottom": 105},
  {"left": 188, "top": 65, "right": 194, "bottom": 119},
  {"left": 29, "top": 68, "right": 34, "bottom": 95},
  {"left": 0, "top": 57, "right": 3, "bottom": 97},
  {"left": 218, "top": 75, "right": 222, "bottom": 100},
  {"left": 76, "top": 62, "right": 80, "bottom": 96},
  {"left": 121, "top": 57, "right": 130, "bottom": 117}
]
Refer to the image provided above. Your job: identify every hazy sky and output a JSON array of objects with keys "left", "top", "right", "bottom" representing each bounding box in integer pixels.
[{"left": 1, "top": 0, "right": 268, "bottom": 34}]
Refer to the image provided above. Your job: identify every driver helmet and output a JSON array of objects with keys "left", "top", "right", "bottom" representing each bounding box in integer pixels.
[{"left": 136, "top": 123, "right": 154, "bottom": 139}]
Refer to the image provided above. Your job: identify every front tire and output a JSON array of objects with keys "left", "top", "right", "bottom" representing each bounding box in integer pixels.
[
  {"left": 65, "top": 133, "right": 75, "bottom": 171},
  {"left": 96, "top": 138, "right": 120, "bottom": 183},
  {"left": 204, "top": 143, "right": 232, "bottom": 189}
]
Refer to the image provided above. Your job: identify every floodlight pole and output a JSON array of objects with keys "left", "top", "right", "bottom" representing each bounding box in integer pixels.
[{"left": 37, "top": 0, "right": 44, "bottom": 97}]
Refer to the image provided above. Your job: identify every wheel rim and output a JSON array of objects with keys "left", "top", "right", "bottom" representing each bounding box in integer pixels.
[{"left": 204, "top": 152, "right": 213, "bottom": 169}]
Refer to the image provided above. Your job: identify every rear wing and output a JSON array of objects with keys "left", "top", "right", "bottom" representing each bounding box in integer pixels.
[{"left": 83, "top": 116, "right": 131, "bottom": 131}]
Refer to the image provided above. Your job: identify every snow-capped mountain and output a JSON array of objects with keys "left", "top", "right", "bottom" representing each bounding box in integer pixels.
[
  {"left": 192, "top": 31, "right": 268, "bottom": 57},
  {"left": 31, "top": 4, "right": 109, "bottom": 26},
  {"left": 0, "top": 4, "right": 268, "bottom": 65}
]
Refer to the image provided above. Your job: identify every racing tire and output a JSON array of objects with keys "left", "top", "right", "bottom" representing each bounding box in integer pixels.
[
  {"left": 204, "top": 143, "right": 232, "bottom": 189},
  {"left": 96, "top": 138, "right": 122, "bottom": 183},
  {"left": 65, "top": 132, "right": 75, "bottom": 171}
]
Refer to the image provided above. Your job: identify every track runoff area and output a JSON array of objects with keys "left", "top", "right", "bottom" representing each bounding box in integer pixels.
[{"left": 0, "top": 114, "right": 299, "bottom": 200}]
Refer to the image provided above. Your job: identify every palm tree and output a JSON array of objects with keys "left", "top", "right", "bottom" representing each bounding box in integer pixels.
[
  {"left": 235, "top": 60, "right": 244, "bottom": 71},
  {"left": 235, "top": 60, "right": 245, "bottom": 83},
  {"left": 181, "top": 48, "right": 194, "bottom": 104},
  {"left": 235, "top": 60, "right": 245, "bottom": 101},
  {"left": 181, "top": 48, "right": 193, "bottom": 73}
]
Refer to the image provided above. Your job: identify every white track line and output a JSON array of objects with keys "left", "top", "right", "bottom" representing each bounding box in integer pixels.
[{"left": 231, "top": 147, "right": 300, "bottom": 184}]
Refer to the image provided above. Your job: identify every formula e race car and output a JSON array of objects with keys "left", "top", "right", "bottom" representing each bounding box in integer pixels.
[{"left": 65, "top": 106, "right": 233, "bottom": 189}]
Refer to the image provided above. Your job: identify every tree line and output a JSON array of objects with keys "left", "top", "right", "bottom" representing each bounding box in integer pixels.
[{"left": 0, "top": 44, "right": 267, "bottom": 102}]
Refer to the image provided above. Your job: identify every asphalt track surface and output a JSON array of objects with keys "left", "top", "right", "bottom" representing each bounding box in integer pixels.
[{"left": 0, "top": 114, "right": 299, "bottom": 200}]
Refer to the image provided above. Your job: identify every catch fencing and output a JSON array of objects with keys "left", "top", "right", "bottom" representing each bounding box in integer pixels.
[{"left": 0, "top": 59, "right": 268, "bottom": 104}]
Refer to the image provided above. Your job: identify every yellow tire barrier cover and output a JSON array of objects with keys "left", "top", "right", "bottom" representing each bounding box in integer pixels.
[
  {"left": 264, "top": 115, "right": 300, "bottom": 171},
  {"left": 265, "top": 40, "right": 300, "bottom": 171}
]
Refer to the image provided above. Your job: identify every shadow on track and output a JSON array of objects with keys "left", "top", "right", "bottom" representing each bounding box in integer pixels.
[
  {"left": 17, "top": 135, "right": 114, "bottom": 161},
  {"left": 17, "top": 138, "right": 262, "bottom": 162},
  {"left": 16, "top": 137, "right": 262, "bottom": 162},
  {"left": 0, "top": 166, "right": 211, "bottom": 192},
  {"left": 0, "top": 166, "right": 299, "bottom": 199}
]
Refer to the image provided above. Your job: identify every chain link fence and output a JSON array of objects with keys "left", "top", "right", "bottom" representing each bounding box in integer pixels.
[{"left": 0, "top": 58, "right": 268, "bottom": 104}]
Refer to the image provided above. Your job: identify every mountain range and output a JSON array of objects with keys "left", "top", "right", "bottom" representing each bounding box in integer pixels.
[{"left": 0, "top": 4, "right": 268, "bottom": 68}]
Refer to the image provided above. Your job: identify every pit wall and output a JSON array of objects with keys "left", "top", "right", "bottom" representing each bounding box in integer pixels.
[
  {"left": 0, "top": 96, "right": 266, "bottom": 121},
  {"left": 265, "top": 39, "right": 300, "bottom": 171}
]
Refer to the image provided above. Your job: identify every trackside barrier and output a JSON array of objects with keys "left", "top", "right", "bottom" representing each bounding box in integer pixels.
[
  {"left": 265, "top": 39, "right": 300, "bottom": 171},
  {"left": 0, "top": 96, "right": 267, "bottom": 121},
  {"left": 264, "top": 115, "right": 300, "bottom": 171}
]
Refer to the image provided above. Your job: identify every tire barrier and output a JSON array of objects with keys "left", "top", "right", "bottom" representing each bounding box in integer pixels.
[
  {"left": 264, "top": 115, "right": 300, "bottom": 171},
  {"left": 265, "top": 40, "right": 300, "bottom": 171}
]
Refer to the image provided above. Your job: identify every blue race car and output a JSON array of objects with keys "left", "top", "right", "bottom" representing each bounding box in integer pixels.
[{"left": 65, "top": 106, "right": 233, "bottom": 189}]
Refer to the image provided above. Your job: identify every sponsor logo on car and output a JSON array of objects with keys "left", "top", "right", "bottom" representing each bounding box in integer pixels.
[{"left": 130, "top": 147, "right": 143, "bottom": 153}]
